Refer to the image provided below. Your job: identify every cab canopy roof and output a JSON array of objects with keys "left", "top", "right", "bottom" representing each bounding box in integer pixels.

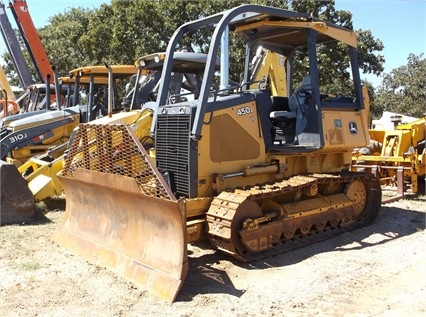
[
  {"left": 230, "top": 8, "right": 356, "bottom": 49},
  {"left": 136, "top": 52, "right": 219, "bottom": 73},
  {"left": 235, "top": 20, "right": 356, "bottom": 50},
  {"left": 68, "top": 65, "right": 137, "bottom": 79}
]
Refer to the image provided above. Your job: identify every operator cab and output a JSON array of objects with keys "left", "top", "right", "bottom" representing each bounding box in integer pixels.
[
  {"left": 123, "top": 52, "right": 219, "bottom": 111},
  {"left": 236, "top": 19, "right": 367, "bottom": 152}
]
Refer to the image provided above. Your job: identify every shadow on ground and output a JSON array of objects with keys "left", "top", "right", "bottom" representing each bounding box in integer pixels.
[
  {"left": 33, "top": 195, "right": 66, "bottom": 224},
  {"left": 178, "top": 200, "right": 425, "bottom": 301}
]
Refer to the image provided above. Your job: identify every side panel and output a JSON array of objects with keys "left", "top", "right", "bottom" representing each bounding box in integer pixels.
[
  {"left": 208, "top": 101, "right": 263, "bottom": 163},
  {"left": 322, "top": 109, "right": 368, "bottom": 151},
  {"left": 197, "top": 98, "right": 269, "bottom": 197}
]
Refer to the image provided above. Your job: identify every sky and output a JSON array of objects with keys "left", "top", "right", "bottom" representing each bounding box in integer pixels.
[
  {"left": 1, "top": 0, "right": 425, "bottom": 88},
  {"left": 335, "top": 0, "right": 425, "bottom": 86}
]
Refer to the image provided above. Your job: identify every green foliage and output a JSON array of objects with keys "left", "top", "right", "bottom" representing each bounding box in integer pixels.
[
  {"left": 2, "top": 52, "right": 24, "bottom": 87},
  {"left": 2, "top": 0, "right": 385, "bottom": 95},
  {"left": 356, "top": 29, "right": 385, "bottom": 75},
  {"left": 375, "top": 53, "right": 426, "bottom": 118},
  {"left": 39, "top": 7, "right": 93, "bottom": 75}
]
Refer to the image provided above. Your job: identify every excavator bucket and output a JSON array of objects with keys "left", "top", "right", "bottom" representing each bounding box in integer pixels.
[
  {"left": 53, "top": 123, "right": 188, "bottom": 302},
  {"left": 0, "top": 160, "right": 35, "bottom": 225}
]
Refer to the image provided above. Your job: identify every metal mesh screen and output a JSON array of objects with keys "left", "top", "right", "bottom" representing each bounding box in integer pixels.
[
  {"left": 156, "top": 113, "right": 191, "bottom": 197},
  {"left": 62, "top": 123, "right": 174, "bottom": 200}
]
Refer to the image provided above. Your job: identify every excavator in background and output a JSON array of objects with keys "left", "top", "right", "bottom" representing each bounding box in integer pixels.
[
  {"left": 352, "top": 113, "right": 425, "bottom": 201},
  {"left": 54, "top": 5, "right": 382, "bottom": 302},
  {"left": 0, "top": 0, "right": 34, "bottom": 89},
  {"left": 0, "top": 0, "right": 56, "bottom": 118},
  {"left": 0, "top": 0, "right": 33, "bottom": 118},
  {"left": 8, "top": 0, "right": 52, "bottom": 84}
]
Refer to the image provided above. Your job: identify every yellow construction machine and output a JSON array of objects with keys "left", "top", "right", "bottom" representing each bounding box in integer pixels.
[
  {"left": 352, "top": 114, "right": 425, "bottom": 201},
  {"left": 1, "top": 65, "right": 137, "bottom": 167},
  {"left": 54, "top": 5, "right": 381, "bottom": 302},
  {"left": 0, "top": 66, "right": 20, "bottom": 119},
  {"left": 0, "top": 65, "right": 137, "bottom": 224},
  {"left": 22, "top": 51, "right": 210, "bottom": 202},
  {"left": 1, "top": 53, "right": 210, "bottom": 223}
]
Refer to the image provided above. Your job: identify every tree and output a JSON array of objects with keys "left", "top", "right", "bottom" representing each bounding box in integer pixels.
[
  {"left": 289, "top": 1, "right": 384, "bottom": 97},
  {"left": 2, "top": 0, "right": 385, "bottom": 93},
  {"left": 375, "top": 53, "right": 425, "bottom": 118},
  {"left": 38, "top": 7, "right": 94, "bottom": 74}
]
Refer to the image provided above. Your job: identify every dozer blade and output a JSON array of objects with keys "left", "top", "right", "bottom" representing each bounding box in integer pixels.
[
  {"left": 0, "top": 160, "right": 35, "bottom": 225},
  {"left": 53, "top": 123, "right": 188, "bottom": 303}
]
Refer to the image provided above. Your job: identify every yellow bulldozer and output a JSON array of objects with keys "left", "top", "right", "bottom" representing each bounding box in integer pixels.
[{"left": 53, "top": 5, "right": 382, "bottom": 302}]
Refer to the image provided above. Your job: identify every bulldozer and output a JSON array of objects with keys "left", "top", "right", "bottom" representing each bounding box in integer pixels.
[{"left": 53, "top": 5, "right": 382, "bottom": 302}]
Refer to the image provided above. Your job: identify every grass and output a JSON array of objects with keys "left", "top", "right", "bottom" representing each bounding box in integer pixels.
[{"left": 20, "top": 260, "right": 42, "bottom": 271}]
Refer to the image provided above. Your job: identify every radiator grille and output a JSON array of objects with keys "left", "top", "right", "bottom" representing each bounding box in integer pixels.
[{"left": 156, "top": 113, "right": 191, "bottom": 197}]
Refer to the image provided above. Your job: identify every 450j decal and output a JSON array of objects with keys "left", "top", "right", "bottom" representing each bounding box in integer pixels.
[{"left": 237, "top": 106, "right": 253, "bottom": 116}]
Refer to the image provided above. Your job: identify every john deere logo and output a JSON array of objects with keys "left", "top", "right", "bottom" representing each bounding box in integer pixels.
[{"left": 349, "top": 121, "right": 358, "bottom": 134}]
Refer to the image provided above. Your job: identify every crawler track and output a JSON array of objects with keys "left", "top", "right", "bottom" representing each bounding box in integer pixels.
[{"left": 206, "top": 172, "right": 381, "bottom": 262}]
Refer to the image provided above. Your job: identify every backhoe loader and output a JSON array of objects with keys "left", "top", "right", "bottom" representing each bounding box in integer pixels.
[
  {"left": 1, "top": 53, "right": 212, "bottom": 224},
  {"left": 352, "top": 114, "right": 425, "bottom": 201},
  {"left": 0, "top": 65, "right": 137, "bottom": 224},
  {"left": 0, "top": 82, "right": 72, "bottom": 225},
  {"left": 0, "top": 65, "right": 137, "bottom": 166},
  {"left": 54, "top": 4, "right": 381, "bottom": 302}
]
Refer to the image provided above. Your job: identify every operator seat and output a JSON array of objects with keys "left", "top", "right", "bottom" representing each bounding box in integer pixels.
[
  {"left": 268, "top": 76, "right": 311, "bottom": 145},
  {"left": 288, "top": 75, "right": 312, "bottom": 111}
]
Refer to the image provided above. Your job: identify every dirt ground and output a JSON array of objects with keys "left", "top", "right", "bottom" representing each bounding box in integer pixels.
[{"left": 0, "top": 194, "right": 425, "bottom": 317}]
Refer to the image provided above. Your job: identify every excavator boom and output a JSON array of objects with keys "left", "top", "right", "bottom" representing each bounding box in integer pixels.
[
  {"left": 9, "top": 0, "right": 52, "bottom": 83},
  {"left": 0, "top": 0, "right": 34, "bottom": 88}
]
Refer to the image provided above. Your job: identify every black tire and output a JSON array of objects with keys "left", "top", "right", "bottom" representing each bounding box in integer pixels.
[{"left": 357, "top": 174, "right": 382, "bottom": 225}]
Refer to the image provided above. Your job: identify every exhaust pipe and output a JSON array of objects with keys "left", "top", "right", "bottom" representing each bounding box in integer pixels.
[{"left": 105, "top": 63, "right": 114, "bottom": 118}]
